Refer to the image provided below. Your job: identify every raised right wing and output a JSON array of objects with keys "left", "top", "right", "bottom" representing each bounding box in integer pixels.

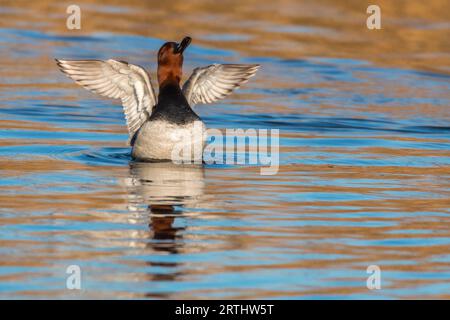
[
  {"left": 182, "top": 64, "right": 259, "bottom": 107},
  {"left": 56, "top": 59, "right": 157, "bottom": 144}
]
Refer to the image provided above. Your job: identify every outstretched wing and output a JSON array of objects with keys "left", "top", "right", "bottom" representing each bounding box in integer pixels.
[
  {"left": 56, "top": 59, "right": 157, "bottom": 144},
  {"left": 182, "top": 64, "right": 259, "bottom": 107}
]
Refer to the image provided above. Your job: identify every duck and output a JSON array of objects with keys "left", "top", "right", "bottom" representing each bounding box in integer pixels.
[{"left": 56, "top": 36, "right": 259, "bottom": 162}]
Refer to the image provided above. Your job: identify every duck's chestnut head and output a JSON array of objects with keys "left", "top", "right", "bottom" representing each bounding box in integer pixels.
[{"left": 157, "top": 36, "right": 191, "bottom": 85}]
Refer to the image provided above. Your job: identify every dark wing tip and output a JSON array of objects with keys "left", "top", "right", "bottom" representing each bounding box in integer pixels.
[
  {"left": 248, "top": 64, "right": 261, "bottom": 71},
  {"left": 55, "top": 59, "right": 65, "bottom": 73},
  {"left": 55, "top": 58, "right": 68, "bottom": 70}
]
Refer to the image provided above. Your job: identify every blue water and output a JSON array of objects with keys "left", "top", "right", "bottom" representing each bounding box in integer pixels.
[{"left": 0, "top": 2, "right": 449, "bottom": 299}]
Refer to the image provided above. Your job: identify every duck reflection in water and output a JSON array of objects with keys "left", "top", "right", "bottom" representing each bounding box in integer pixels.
[{"left": 126, "top": 161, "right": 205, "bottom": 254}]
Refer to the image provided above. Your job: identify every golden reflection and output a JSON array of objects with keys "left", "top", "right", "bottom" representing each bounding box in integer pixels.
[{"left": 0, "top": 0, "right": 449, "bottom": 299}]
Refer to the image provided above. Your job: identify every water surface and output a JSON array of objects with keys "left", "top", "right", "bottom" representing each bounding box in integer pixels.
[{"left": 0, "top": 0, "right": 449, "bottom": 299}]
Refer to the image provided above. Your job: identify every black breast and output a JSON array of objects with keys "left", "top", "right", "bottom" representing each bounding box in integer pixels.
[{"left": 149, "top": 83, "right": 201, "bottom": 125}]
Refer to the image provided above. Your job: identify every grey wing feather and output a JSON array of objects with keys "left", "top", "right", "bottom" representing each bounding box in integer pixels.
[
  {"left": 56, "top": 59, "right": 157, "bottom": 144},
  {"left": 182, "top": 64, "right": 259, "bottom": 107}
]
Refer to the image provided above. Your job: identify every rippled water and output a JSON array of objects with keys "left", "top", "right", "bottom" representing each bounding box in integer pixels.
[{"left": 0, "top": 0, "right": 449, "bottom": 299}]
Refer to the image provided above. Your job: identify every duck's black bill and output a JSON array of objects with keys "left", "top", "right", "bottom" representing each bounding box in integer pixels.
[{"left": 175, "top": 36, "right": 191, "bottom": 54}]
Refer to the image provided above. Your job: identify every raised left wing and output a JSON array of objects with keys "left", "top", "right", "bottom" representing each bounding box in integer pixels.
[{"left": 56, "top": 59, "right": 157, "bottom": 144}]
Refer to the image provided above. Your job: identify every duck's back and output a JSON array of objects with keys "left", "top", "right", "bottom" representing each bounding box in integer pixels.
[{"left": 131, "top": 83, "right": 205, "bottom": 161}]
